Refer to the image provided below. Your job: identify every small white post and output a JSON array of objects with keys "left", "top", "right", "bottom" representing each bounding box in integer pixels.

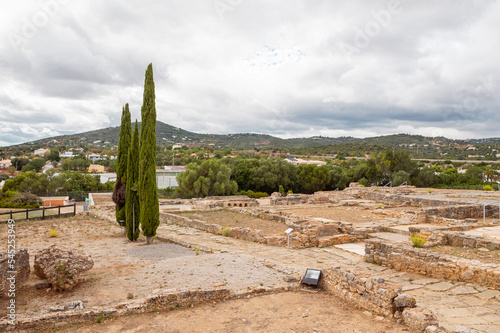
[{"left": 285, "top": 228, "right": 293, "bottom": 249}]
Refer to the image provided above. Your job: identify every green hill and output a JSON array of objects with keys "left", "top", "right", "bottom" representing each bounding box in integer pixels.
[{"left": 6, "top": 122, "right": 498, "bottom": 160}]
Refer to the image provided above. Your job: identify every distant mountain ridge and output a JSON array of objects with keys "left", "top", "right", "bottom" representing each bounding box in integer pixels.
[{"left": 7, "top": 121, "right": 496, "bottom": 157}]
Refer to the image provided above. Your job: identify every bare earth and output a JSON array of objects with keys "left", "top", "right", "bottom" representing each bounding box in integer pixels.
[
  {"left": 176, "top": 210, "right": 289, "bottom": 236},
  {"left": 65, "top": 292, "right": 409, "bottom": 333},
  {"left": 0, "top": 213, "right": 412, "bottom": 332},
  {"left": 286, "top": 206, "right": 417, "bottom": 224},
  {"left": 0, "top": 215, "right": 290, "bottom": 317}
]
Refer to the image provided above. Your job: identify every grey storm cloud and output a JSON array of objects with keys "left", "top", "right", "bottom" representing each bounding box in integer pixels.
[{"left": 1, "top": 0, "right": 500, "bottom": 146}]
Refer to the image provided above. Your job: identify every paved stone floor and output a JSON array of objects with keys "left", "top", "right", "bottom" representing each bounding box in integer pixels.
[
  {"left": 464, "top": 226, "right": 500, "bottom": 241},
  {"left": 157, "top": 223, "right": 500, "bottom": 333}
]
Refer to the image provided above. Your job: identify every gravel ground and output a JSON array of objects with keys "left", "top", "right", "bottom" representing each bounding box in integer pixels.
[
  {"left": 136, "top": 245, "right": 290, "bottom": 290},
  {"left": 126, "top": 243, "right": 196, "bottom": 260}
]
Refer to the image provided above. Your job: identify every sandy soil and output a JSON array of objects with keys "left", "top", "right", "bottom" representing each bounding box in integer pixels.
[
  {"left": 62, "top": 292, "right": 411, "bottom": 333},
  {"left": 175, "top": 211, "right": 289, "bottom": 236},
  {"left": 286, "top": 206, "right": 416, "bottom": 224},
  {"left": 0, "top": 215, "right": 289, "bottom": 317}
]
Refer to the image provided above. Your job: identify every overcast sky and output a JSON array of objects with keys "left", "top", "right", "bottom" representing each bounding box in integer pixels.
[{"left": 1, "top": 0, "right": 499, "bottom": 146}]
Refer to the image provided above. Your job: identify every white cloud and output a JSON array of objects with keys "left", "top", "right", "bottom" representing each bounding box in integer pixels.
[{"left": 1, "top": 0, "right": 500, "bottom": 146}]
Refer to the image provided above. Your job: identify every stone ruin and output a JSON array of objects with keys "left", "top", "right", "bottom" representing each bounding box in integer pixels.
[
  {"left": 34, "top": 245, "right": 94, "bottom": 291},
  {"left": 0, "top": 249, "right": 30, "bottom": 297}
]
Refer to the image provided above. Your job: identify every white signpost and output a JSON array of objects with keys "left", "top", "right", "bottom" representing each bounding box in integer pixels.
[{"left": 285, "top": 228, "right": 293, "bottom": 248}]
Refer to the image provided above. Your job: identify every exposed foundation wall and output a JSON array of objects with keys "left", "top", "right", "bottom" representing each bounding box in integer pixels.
[
  {"left": 320, "top": 266, "right": 401, "bottom": 317},
  {"left": 409, "top": 226, "right": 500, "bottom": 251},
  {"left": 160, "top": 212, "right": 356, "bottom": 249},
  {"left": 0, "top": 249, "right": 30, "bottom": 297},
  {"left": 4, "top": 286, "right": 294, "bottom": 331},
  {"left": 365, "top": 239, "right": 500, "bottom": 288},
  {"left": 320, "top": 266, "right": 437, "bottom": 331}
]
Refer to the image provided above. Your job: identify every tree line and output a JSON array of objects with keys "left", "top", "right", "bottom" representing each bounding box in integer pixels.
[{"left": 176, "top": 151, "right": 499, "bottom": 198}]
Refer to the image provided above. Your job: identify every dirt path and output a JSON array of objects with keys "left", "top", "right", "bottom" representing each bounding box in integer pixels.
[{"left": 65, "top": 292, "right": 410, "bottom": 333}]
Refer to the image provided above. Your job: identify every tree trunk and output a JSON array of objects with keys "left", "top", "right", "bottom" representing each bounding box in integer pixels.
[{"left": 146, "top": 236, "right": 153, "bottom": 245}]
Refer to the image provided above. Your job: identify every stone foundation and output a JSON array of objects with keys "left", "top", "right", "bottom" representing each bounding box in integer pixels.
[
  {"left": 161, "top": 211, "right": 357, "bottom": 249},
  {"left": 1, "top": 286, "right": 295, "bottom": 332},
  {"left": 0, "top": 249, "right": 30, "bottom": 297},
  {"left": 320, "top": 266, "right": 437, "bottom": 330},
  {"left": 365, "top": 239, "right": 500, "bottom": 288}
]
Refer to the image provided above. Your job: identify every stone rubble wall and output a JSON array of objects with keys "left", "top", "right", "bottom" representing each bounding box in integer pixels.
[
  {"left": 270, "top": 194, "right": 310, "bottom": 205},
  {"left": 320, "top": 266, "right": 400, "bottom": 317},
  {"left": 1, "top": 286, "right": 295, "bottom": 332},
  {"left": 191, "top": 197, "right": 259, "bottom": 210},
  {"left": 408, "top": 226, "right": 500, "bottom": 251},
  {"left": 320, "top": 266, "right": 437, "bottom": 331},
  {"left": 0, "top": 249, "right": 30, "bottom": 297},
  {"left": 160, "top": 212, "right": 356, "bottom": 249},
  {"left": 365, "top": 239, "right": 500, "bottom": 288}
]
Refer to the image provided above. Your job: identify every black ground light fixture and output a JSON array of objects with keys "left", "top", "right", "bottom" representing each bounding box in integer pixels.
[{"left": 301, "top": 268, "right": 322, "bottom": 287}]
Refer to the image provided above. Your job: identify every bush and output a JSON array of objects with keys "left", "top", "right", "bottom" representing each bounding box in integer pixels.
[
  {"left": 410, "top": 233, "right": 427, "bottom": 248},
  {"left": 221, "top": 227, "right": 230, "bottom": 237},
  {"left": 483, "top": 185, "right": 493, "bottom": 191},
  {"left": 245, "top": 190, "right": 269, "bottom": 199},
  {"left": 48, "top": 229, "right": 58, "bottom": 237},
  {"left": 0, "top": 191, "right": 42, "bottom": 209}
]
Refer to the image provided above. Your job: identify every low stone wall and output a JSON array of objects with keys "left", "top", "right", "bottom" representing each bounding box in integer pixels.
[
  {"left": 0, "top": 249, "right": 30, "bottom": 297},
  {"left": 320, "top": 266, "right": 437, "bottom": 331},
  {"left": 270, "top": 194, "right": 310, "bottom": 205},
  {"left": 422, "top": 204, "right": 490, "bottom": 221},
  {"left": 160, "top": 212, "right": 356, "bottom": 248},
  {"left": 355, "top": 190, "right": 453, "bottom": 207},
  {"left": 365, "top": 239, "right": 500, "bottom": 288},
  {"left": 191, "top": 198, "right": 259, "bottom": 210},
  {"left": 2, "top": 286, "right": 295, "bottom": 332},
  {"left": 409, "top": 226, "right": 500, "bottom": 251}
]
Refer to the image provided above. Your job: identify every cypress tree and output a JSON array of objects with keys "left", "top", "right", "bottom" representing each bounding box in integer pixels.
[
  {"left": 139, "top": 64, "right": 160, "bottom": 245},
  {"left": 125, "top": 120, "right": 140, "bottom": 241},
  {"left": 112, "top": 104, "right": 131, "bottom": 224}
]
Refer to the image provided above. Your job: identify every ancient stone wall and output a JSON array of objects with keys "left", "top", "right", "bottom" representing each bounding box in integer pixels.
[
  {"left": 365, "top": 239, "right": 500, "bottom": 288},
  {"left": 320, "top": 266, "right": 401, "bottom": 317},
  {"left": 270, "top": 194, "right": 310, "bottom": 205},
  {"left": 0, "top": 249, "right": 30, "bottom": 297},
  {"left": 409, "top": 226, "right": 500, "bottom": 251},
  {"left": 3, "top": 286, "right": 294, "bottom": 331},
  {"left": 160, "top": 212, "right": 356, "bottom": 249},
  {"left": 320, "top": 266, "right": 437, "bottom": 331}
]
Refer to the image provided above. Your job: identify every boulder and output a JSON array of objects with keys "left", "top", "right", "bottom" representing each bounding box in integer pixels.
[
  {"left": 402, "top": 307, "right": 438, "bottom": 332},
  {"left": 394, "top": 293, "right": 417, "bottom": 309},
  {"left": 34, "top": 245, "right": 93, "bottom": 291}
]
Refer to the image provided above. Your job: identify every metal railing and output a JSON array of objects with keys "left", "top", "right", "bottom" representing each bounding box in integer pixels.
[{"left": 483, "top": 201, "right": 500, "bottom": 224}]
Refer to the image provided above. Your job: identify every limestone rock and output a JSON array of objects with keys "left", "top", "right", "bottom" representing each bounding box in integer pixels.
[
  {"left": 394, "top": 293, "right": 417, "bottom": 309},
  {"left": 402, "top": 307, "right": 438, "bottom": 332},
  {"left": 34, "top": 245, "right": 93, "bottom": 291}
]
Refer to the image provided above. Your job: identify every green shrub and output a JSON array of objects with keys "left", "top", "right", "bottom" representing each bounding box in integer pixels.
[
  {"left": 245, "top": 190, "right": 269, "bottom": 199},
  {"left": 221, "top": 227, "right": 230, "bottom": 237}
]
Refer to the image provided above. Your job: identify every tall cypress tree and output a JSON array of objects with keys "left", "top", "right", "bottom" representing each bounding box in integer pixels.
[
  {"left": 112, "top": 104, "right": 131, "bottom": 224},
  {"left": 125, "top": 120, "right": 140, "bottom": 241},
  {"left": 139, "top": 64, "right": 160, "bottom": 245}
]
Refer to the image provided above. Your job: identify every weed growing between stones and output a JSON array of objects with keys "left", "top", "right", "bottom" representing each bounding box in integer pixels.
[
  {"left": 222, "top": 227, "right": 230, "bottom": 237},
  {"left": 410, "top": 233, "right": 427, "bottom": 248}
]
